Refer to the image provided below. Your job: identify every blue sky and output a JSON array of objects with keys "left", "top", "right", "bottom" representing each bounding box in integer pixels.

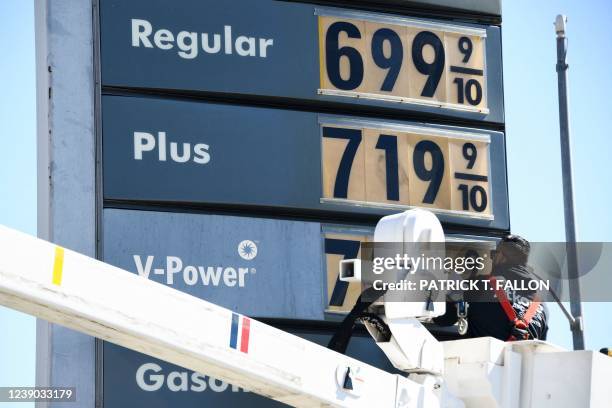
[
  {"left": 0, "top": 1, "right": 37, "bottom": 405},
  {"left": 0, "top": 0, "right": 611, "bottom": 401},
  {"left": 503, "top": 0, "right": 612, "bottom": 352}
]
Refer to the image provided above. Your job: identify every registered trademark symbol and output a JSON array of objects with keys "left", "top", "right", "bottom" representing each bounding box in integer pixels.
[{"left": 251, "top": 268, "right": 256, "bottom": 274}]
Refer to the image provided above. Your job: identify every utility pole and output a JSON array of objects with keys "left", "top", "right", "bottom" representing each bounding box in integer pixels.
[{"left": 554, "top": 15, "right": 585, "bottom": 350}]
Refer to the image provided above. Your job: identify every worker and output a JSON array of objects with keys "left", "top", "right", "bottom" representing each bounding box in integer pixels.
[{"left": 434, "top": 234, "right": 548, "bottom": 341}]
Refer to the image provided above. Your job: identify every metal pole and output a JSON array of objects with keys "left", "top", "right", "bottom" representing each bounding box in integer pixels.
[{"left": 554, "top": 15, "right": 585, "bottom": 350}]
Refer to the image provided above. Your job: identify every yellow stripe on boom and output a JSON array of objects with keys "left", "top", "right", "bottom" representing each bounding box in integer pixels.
[{"left": 52, "top": 246, "right": 64, "bottom": 286}]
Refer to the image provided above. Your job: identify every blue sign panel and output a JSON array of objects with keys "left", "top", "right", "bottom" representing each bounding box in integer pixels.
[
  {"left": 104, "top": 209, "right": 498, "bottom": 318},
  {"left": 103, "top": 209, "right": 326, "bottom": 319},
  {"left": 99, "top": 0, "right": 505, "bottom": 123},
  {"left": 103, "top": 330, "right": 397, "bottom": 408},
  {"left": 102, "top": 95, "right": 509, "bottom": 230}
]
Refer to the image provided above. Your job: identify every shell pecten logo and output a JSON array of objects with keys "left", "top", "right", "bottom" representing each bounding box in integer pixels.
[{"left": 238, "top": 240, "right": 258, "bottom": 260}]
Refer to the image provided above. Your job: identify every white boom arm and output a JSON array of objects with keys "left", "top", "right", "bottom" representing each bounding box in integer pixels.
[
  {"left": 339, "top": 210, "right": 461, "bottom": 406},
  {"left": 0, "top": 224, "right": 442, "bottom": 408},
  {"left": 366, "top": 209, "right": 447, "bottom": 374}
]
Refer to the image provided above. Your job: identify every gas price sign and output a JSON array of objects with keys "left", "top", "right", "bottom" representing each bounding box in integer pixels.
[
  {"left": 321, "top": 119, "right": 492, "bottom": 218},
  {"left": 38, "top": 1, "right": 509, "bottom": 408},
  {"left": 102, "top": 96, "right": 508, "bottom": 228},
  {"left": 99, "top": 0, "right": 504, "bottom": 122},
  {"left": 318, "top": 10, "right": 488, "bottom": 112}
]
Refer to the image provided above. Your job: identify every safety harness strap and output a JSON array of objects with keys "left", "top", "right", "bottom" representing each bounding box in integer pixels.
[
  {"left": 522, "top": 299, "right": 542, "bottom": 324},
  {"left": 489, "top": 276, "right": 541, "bottom": 341}
]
